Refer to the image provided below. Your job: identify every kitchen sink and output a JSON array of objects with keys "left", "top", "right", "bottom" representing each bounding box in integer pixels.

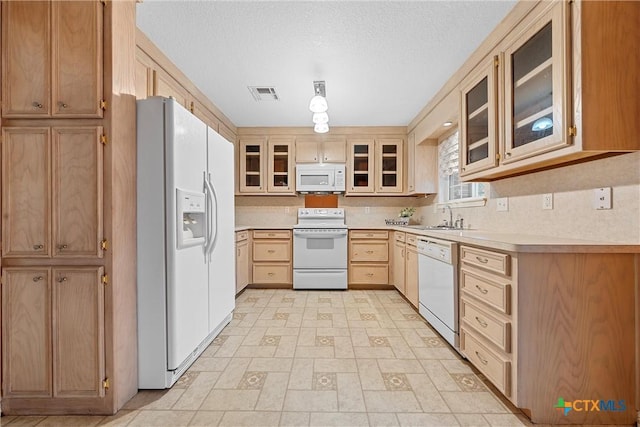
[{"left": 405, "top": 225, "right": 464, "bottom": 231}]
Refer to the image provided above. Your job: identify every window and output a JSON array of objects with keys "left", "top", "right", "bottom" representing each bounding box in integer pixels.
[{"left": 438, "top": 130, "right": 486, "bottom": 206}]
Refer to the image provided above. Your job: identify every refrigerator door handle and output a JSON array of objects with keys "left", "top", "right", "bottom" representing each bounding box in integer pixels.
[
  {"left": 207, "top": 173, "right": 219, "bottom": 258},
  {"left": 203, "top": 172, "right": 214, "bottom": 260}
]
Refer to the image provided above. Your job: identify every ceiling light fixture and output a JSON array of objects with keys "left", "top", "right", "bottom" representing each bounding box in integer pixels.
[
  {"left": 531, "top": 117, "right": 553, "bottom": 132},
  {"left": 309, "top": 81, "right": 329, "bottom": 133},
  {"left": 443, "top": 121, "right": 453, "bottom": 127}
]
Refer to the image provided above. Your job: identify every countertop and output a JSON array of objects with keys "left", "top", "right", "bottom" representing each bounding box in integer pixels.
[{"left": 235, "top": 224, "right": 640, "bottom": 253}]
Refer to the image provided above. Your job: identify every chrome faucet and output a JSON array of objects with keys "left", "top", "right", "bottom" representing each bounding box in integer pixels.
[{"left": 443, "top": 204, "right": 453, "bottom": 228}]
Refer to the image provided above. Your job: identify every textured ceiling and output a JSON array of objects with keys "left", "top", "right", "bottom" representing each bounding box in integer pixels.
[{"left": 136, "top": 1, "right": 516, "bottom": 128}]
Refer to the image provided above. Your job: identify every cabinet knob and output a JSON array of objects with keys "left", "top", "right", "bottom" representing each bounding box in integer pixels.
[
  {"left": 58, "top": 244, "right": 68, "bottom": 250},
  {"left": 58, "top": 101, "right": 68, "bottom": 109},
  {"left": 32, "top": 276, "right": 44, "bottom": 282},
  {"left": 57, "top": 277, "right": 68, "bottom": 283},
  {"left": 32, "top": 101, "right": 43, "bottom": 109},
  {"left": 33, "top": 244, "right": 44, "bottom": 250}
]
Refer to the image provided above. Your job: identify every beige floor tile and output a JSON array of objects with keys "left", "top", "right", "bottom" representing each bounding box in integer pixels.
[
  {"left": 357, "top": 358, "right": 386, "bottom": 391},
  {"left": 172, "top": 372, "right": 222, "bottom": 410},
  {"left": 405, "top": 373, "right": 451, "bottom": 412},
  {"left": 125, "top": 389, "right": 185, "bottom": 410},
  {"left": 31, "top": 415, "right": 105, "bottom": 427},
  {"left": 440, "top": 359, "right": 475, "bottom": 374},
  {"left": 283, "top": 390, "right": 338, "bottom": 412},
  {"left": 190, "top": 357, "right": 231, "bottom": 372},
  {"left": 279, "top": 411, "right": 310, "bottom": 427},
  {"left": 314, "top": 358, "right": 357, "bottom": 373},
  {"left": 309, "top": 412, "right": 369, "bottom": 426},
  {"left": 295, "top": 346, "right": 335, "bottom": 358},
  {"left": 368, "top": 412, "right": 401, "bottom": 427},
  {"left": 285, "top": 313, "right": 303, "bottom": 328},
  {"left": 399, "top": 329, "right": 428, "bottom": 348},
  {"left": 387, "top": 336, "right": 417, "bottom": 359},
  {"left": 396, "top": 413, "right": 461, "bottom": 426},
  {"left": 337, "top": 373, "right": 366, "bottom": 412},
  {"left": 482, "top": 413, "right": 526, "bottom": 426},
  {"left": 455, "top": 414, "right": 491, "bottom": 426},
  {"left": 213, "top": 357, "right": 251, "bottom": 389},
  {"left": 265, "top": 327, "right": 303, "bottom": 336},
  {"left": 234, "top": 345, "right": 277, "bottom": 358},
  {"left": 353, "top": 346, "right": 395, "bottom": 359},
  {"left": 254, "top": 319, "right": 289, "bottom": 328},
  {"left": 219, "top": 326, "right": 251, "bottom": 336},
  {"left": 348, "top": 320, "right": 382, "bottom": 328},
  {"left": 394, "top": 320, "right": 432, "bottom": 329},
  {"left": 350, "top": 328, "right": 371, "bottom": 347},
  {"left": 248, "top": 357, "right": 293, "bottom": 372},
  {"left": 441, "top": 392, "right": 509, "bottom": 414},
  {"left": 97, "top": 410, "right": 139, "bottom": 427},
  {"left": 412, "top": 347, "right": 459, "bottom": 360},
  {"left": 212, "top": 335, "right": 245, "bottom": 357},
  {"left": 377, "top": 359, "right": 424, "bottom": 373},
  {"left": 129, "top": 410, "right": 195, "bottom": 427},
  {"left": 362, "top": 391, "right": 422, "bottom": 413},
  {"left": 199, "top": 345, "right": 219, "bottom": 358},
  {"left": 255, "top": 372, "right": 289, "bottom": 411},
  {"left": 316, "top": 327, "right": 351, "bottom": 337},
  {"left": 218, "top": 411, "right": 280, "bottom": 427},
  {"left": 297, "top": 328, "right": 317, "bottom": 346},
  {"left": 187, "top": 411, "right": 224, "bottom": 426},
  {"left": 301, "top": 319, "right": 334, "bottom": 328},
  {"left": 200, "top": 389, "right": 260, "bottom": 411},
  {"left": 366, "top": 327, "right": 402, "bottom": 337},
  {"left": 240, "top": 326, "right": 268, "bottom": 345},
  {"left": 333, "top": 336, "right": 356, "bottom": 358},
  {"left": 274, "top": 335, "right": 298, "bottom": 358},
  {"left": 420, "top": 360, "right": 462, "bottom": 392},
  {"left": 289, "top": 358, "right": 314, "bottom": 390}
]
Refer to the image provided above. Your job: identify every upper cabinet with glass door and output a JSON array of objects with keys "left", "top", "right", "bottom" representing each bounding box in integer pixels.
[
  {"left": 239, "top": 138, "right": 266, "bottom": 194},
  {"left": 267, "top": 137, "right": 294, "bottom": 194},
  {"left": 459, "top": 56, "right": 499, "bottom": 177},
  {"left": 503, "top": 1, "right": 570, "bottom": 164}
]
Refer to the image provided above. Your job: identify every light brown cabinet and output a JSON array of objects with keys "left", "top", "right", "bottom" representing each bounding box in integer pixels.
[
  {"left": 405, "top": 132, "right": 437, "bottom": 195},
  {"left": 295, "top": 136, "right": 346, "bottom": 163},
  {"left": 1, "top": 1, "right": 103, "bottom": 118},
  {"left": 391, "top": 232, "right": 406, "bottom": 295},
  {"left": 347, "top": 138, "right": 403, "bottom": 194},
  {"left": 251, "top": 230, "right": 292, "bottom": 285},
  {"left": 390, "top": 232, "right": 418, "bottom": 307},
  {"left": 266, "top": 137, "right": 295, "bottom": 193},
  {"left": 238, "top": 138, "right": 266, "bottom": 193},
  {"left": 348, "top": 230, "right": 389, "bottom": 285},
  {"left": 154, "top": 67, "right": 189, "bottom": 109},
  {"left": 235, "top": 231, "right": 250, "bottom": 294},
  {"left": 459, "top": 0, "right": 640, "bottom": 181},
  {"left": 2, "top": 127, "right": 104, "bottom": 259},
  {"left": 2, "top": 267, "right": 105, "bottom": 399}
]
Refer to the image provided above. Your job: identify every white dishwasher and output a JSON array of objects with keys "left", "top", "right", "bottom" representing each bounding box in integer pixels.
[{"left": 417, "top": 237, "right": 459, "bottom": 350}]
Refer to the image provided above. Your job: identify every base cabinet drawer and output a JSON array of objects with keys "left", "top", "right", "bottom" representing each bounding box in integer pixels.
[
  {"left": 461, "top": 246, "right": 510, "bottom": 276},
  {"left": 461, "top": 268, "right": 511, "bottom": 314},
  {"left": 461, "top": 298, "right": 510, "bottom": 352},
  {"left": 350, "top": 241, "right": 389, "bottom": 262},
  {"left": 252, "top": 264, "right": 291, "bottom": 284},
  {"left": 461, "top": 328, "right": 511, "bottom": 396},
  {"left": 253, "top": 240, "right": 290, "bottom": 261},
  {"left": 349, "top": 264, "right": 388, "bottom": 285}
]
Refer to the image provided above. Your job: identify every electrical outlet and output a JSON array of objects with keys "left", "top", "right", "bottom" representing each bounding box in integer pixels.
[
  {"left": 593, "top": 187, "right": 612, "bottom": 210},
  {"left": 496, "top": 197, "right": 509, "bottom": 212},
  {"left": 365, "top": 207, "right": 370, "bottom": 214},
  {"left": 542, "top": 193, "right": 553, "bottom": 210}
]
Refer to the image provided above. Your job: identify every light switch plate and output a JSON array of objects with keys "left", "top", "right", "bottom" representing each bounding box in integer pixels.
[
  {"left": 542, "top": 193, "right": 553, "bottom": 210},
  {"left": 496, "top": 197, "right": 509, "bottom": 212},
  {"left": 593, "top": 187, "right": 612, "bottom": 210}
]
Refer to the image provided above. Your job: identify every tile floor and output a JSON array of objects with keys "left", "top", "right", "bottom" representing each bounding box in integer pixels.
[{"left": 1, "top": 289, "right": 532, "bottom": 427}]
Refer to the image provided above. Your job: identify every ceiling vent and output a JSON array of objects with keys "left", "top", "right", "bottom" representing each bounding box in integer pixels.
[{"left": 248, "top": 86, "right": 279, "bottom": 101}]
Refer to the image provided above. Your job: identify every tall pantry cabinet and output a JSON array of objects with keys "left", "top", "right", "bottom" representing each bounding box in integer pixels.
[{"left": 0, "top": 0, "right": 138, "bottom": 415}]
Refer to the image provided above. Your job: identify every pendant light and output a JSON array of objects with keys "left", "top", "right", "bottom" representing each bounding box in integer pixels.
[{"left": 309, "top": 81, "right": 330, "bottom": 133}]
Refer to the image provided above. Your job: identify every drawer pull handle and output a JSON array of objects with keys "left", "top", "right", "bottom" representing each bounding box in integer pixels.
[
  {"left": 366, "top": 234, "right": 374, "bottom": 237},
  {"left": 267, "top": 249, "right": 276, "bottom": 253},
  {"left": 59, "top": 101, "right": 69, "bottom": 109},
  {"left": 475, "top": 351, "right": 488, "bottom": 365},
  {"left": 475, "top": 285, "right": 488, "bottom": 294},
  {"left": 268, "top": 272, "right": 275, "bottom": 276},
  {"left": 366, "top": 250, "right": 374, "bottom": 254},
  {"left": 33, "top": 244, "right": 44, "bottom": 250},
  {"left": 475, "top": 317, "right": 488, "bottom": 328},
  {"left": 268, "top": 233, "right": 275, "bottom": 237},
  {"left": 366, "top": 273, "right": 374, "bottom": 277},
  {"left": 475, "top": 256, "right": 489, "bottom": 264},
  {"left": 32, "top": 276, "right": 44, "bottom": 282}
]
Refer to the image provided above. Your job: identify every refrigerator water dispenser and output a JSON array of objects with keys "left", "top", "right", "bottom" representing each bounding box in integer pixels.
[{"left": 176, "top": 188, "right": 205, "bottom": 248}]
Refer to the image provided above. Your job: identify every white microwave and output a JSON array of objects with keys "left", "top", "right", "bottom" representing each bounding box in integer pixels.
[{"left": 295, "top": 163, "right": 346, "bottom": 193}]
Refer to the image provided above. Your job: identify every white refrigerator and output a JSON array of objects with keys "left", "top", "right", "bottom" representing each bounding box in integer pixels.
[{"left": 136, "top": 97, "right": 235, "bottom": 389}]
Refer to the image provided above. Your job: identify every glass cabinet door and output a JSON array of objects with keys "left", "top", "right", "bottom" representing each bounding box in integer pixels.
[
  {"left": 375, "top": 139, "right": 403, "bottom": 193},
  {"left": 347, "top": 139, "right": 374, "bottom": 193},
  {"left": 503, "top": 1, "right": 570, "bottom": 163},
  {"left": 460, "top": 56, "right": 498, "bottom": 176},
  {"left": 267, "top": 137, "right": 294, "bottom": 193},
  {"left": 239, "top": 138, "right": 265, "bottom": 193}
]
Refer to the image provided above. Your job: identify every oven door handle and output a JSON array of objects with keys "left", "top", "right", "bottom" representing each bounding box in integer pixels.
[{"left": 293, "top": 230, "right": 348, "bottom": 238}]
